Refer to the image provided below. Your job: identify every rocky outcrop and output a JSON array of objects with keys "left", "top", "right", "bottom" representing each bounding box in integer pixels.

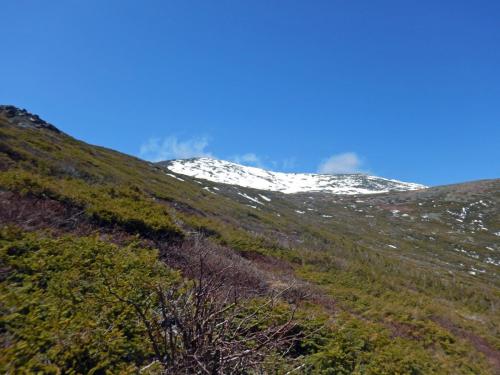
[{"left": 0, "top": 105, "right": 61, "bottom": 133}]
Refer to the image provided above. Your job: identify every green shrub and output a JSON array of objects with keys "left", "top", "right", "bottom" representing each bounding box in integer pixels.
[{"left": 0, "top": 229, "right": 179, "bottom": 374}]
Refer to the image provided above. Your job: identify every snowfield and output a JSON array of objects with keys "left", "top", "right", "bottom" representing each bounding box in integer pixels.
[{"left": 163, "top": 158, "right": 427, "bottom": 195}]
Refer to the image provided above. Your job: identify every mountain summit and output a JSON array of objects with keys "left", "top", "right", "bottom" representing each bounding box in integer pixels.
[{"left": 160, "top": 157, "right": 426, "bottom": 195}]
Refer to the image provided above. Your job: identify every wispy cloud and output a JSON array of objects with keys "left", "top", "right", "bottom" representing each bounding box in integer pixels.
[
  {"left": 231, "top": 153, "right": 263, "bottom": 167},
  {"left": 139, "top": 136, "right": 212, "bottom": 162},
  {"left": 232, "top": 153, "right": 297, "bottom": 171},
  {"left": 317, "top": 152, "right": 364, "bottom": 174}
]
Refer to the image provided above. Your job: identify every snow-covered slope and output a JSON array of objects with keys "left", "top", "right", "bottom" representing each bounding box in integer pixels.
[{"left": 160, "top": 158, "right": 426, "bottom": 195}]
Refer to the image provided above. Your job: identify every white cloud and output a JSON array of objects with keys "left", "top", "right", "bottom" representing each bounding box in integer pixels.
[
  {"left": 139, "top": 136, "right": 212, "bottom": 162},
  {"left": 232, "top": 153, "right": 296, "bottom": 171},
  {"left": 317, "top": 152, "right": 363, "bottom": 174},
  {"left": 232, "top": 153, "right": 262, "bottom": 167}
]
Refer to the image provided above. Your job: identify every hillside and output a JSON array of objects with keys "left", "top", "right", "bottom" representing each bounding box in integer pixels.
[{"left": 1, "top": 105, "right": 499, "bottom": 374}]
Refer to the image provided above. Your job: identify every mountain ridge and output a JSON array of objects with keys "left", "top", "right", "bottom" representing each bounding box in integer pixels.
[{"left": 161, "top": 157, "right": 426, "bottom": 195}]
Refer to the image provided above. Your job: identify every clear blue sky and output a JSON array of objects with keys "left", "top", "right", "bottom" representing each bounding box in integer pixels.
[{"left": 1, "top": 1, "right": 499, "bottom": 185}]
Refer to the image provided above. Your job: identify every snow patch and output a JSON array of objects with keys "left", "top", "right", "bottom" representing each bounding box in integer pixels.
[
  {"left": 166, "top": 173, "right": 185, "bottom": 182},
  {"left": 237, "top": 192, "right": 263, "bottom": 205},
  {"left": 203, "top": 187, "right": 216, "bottom": 194},
  {"left": 453, "top": 247, "right": 479, "bottom": 259},
  {"left": 485, "top": 257, "right": 500, "bottom": 266}
]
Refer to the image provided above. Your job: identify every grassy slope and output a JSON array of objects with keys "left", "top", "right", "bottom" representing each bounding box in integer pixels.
[{"left": 1, "top": 111, "right": 499, "bottom": 374}]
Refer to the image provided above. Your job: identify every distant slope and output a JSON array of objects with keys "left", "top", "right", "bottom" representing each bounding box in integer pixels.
[{"left": 162, "top": 157, "right": 426, "bottom": 195}]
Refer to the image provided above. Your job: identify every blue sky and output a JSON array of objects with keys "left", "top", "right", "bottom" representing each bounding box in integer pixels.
[{"left": 1, "top": 1, "right": 499, "bottom": 185}]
